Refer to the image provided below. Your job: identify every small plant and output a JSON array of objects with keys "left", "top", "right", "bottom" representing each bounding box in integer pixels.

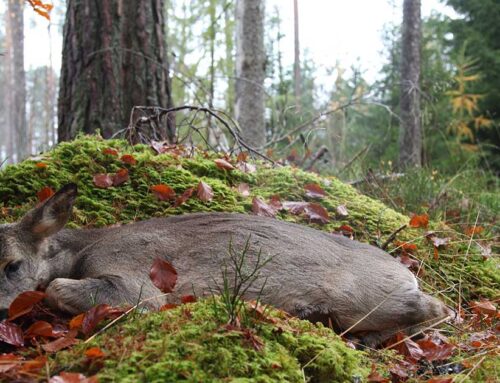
[{"left": 210, "top": 235, "right": 273, "bottom": 326}]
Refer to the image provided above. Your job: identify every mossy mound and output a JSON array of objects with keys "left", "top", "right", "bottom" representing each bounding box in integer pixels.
[{"left": 52, "top": 299, "right": 368, "bottom": 382}]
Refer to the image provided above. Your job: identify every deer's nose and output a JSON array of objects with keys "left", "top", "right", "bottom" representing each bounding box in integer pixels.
[{"left": 0, "top": 309, "right": 8, "bottom": 320}]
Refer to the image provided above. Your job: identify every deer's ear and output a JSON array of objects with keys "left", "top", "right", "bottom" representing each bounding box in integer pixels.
[{"left": 20, "top": 184, "right": 78, "bottom": 239}]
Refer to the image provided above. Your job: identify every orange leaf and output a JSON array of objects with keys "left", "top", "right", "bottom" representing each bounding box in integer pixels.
[
  {"left": 121, "top": 154, "right": 137, "bottom": 165},
  {"left": 409, "top": 214, "right": 429, "bottom": 228},
  {"left": 19, "top": 356, "right": 47, "bottom": 373},
  {"left": 151, "top": 184, "right": 176, "bottom": 201},
  {"left": 197, "top": 181, "right": 214, "bottom": 202},
  {"left": 181, "top": 295, "right": 197, "bottom": 304},
  {"left": 160, "top": 303, "right": 178, "bottom": 311},
  {"left": 69, "top": 313, "right": 85, "bottom": 330},
  {"left": 8, "top": 291, "right": 47, "bottom": 320},
  {"left": 214, "top": 158, "right": 235, "bottom": 170},
  {"left": 102, "top": 148, "right": 118, "bottom": 156},
  {"left": 173, "top": 187, "right": 194, "bottom": 207},
  {"left": 150, "top": 258, "right": 178, "bottom": 294},
  {"left": 25, "top": 321, "right": 53, "bottom": 338},
  {"left": 42, "top": 336, "right": 78, "bottom": 353},
  {"left": 37, "top": 186, "right": 55, "bottom": 202},
  {"left": 112, "top": 168, "right": 129, "bottom": 186},
  {"left": 464, "top": 226, "right": 484, "bottom": 236},
  {"left": 304, "top": 183, "right": 327, "bottom": 198},
  {"left": 0, "top": 353, "right": 22, "bottom": 373},
  {"left": 35, "top": 162, "right": 48, "bottom": 168},
  {"left": 85, "top": 347, "right": 105, "bottom": 358}
]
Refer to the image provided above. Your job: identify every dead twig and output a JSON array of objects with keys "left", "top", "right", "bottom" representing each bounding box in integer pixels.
[{"left": 381, "top": 224, "right": 407, "bottom": 250}]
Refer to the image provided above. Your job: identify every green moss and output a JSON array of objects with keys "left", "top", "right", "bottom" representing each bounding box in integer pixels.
[{"left": 52, "top": 299, "right": 368, "bottom": 382}]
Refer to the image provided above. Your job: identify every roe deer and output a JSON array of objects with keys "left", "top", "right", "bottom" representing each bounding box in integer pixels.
[{"left": 0, "top": 184, "right": 452, "bottom": 346}]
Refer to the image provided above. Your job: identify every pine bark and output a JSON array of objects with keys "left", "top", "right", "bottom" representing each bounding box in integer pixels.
[
  {"left": 399, "top": 0, "right": 422, "bottom": 168},
  {"left": 7, "top": 0, "right": 27, "bottom": 161},
  {"left": 235, "top": 0, "right": 266, "bottom": 148},
  {"left": 293, "top": 0, "right": 302, "bottom": 113},
  {"left": 58, "top": 0, "right": 174, "bottom": 142}
]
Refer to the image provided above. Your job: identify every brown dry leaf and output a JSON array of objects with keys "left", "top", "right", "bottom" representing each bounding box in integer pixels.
[
  {"left": 151, "top": 184, "right": 176, "bottom": 201},
  {"left": 470, "top": 300, "right": 497, "bottom": 317},
  {"left": 409, "top": 213, "right": 429, "bottom": 228},
  {"left": 336, "top": 204, "right": 349, "bottom": 217},
  {"left": 93, "top": 174, "right": 113, "bottom": 189},
  {"left": 49, "top": 371, "right": 98, "bottom": 383},
  {"left": 112, "top": 168, "right": 129, "bottom": 186},
  {"left": 82, "top": 305, "right": 124, "bottom": 335},
  {"left": 160, "top": 304, "right": 178, "bottom": 311},
  {"left": 19, "top": 356, "right": 47, "bottom": 373},
  {"left": 42, "top": 336, "right": 78, "bottom": 353},
  {"left": 0, "top": 321, "right": 24, "bottom": 346},
  {"left": 25, "top": 321, "right": 53, "bottom": 338},
  {"left": 236, "top": 161, "right": 257, "bottom": 174},
  {"left": 0, "top": 353, "right": 22, "bottom": 373},
  {"left": 85, "top": 347, "right": 105, "bottom": 358},
  {"left": 102, "top": 148, "right": 118, "bottom": 156},
  {"left": 181, "top": 295, "right": 197, "bottom": 304},
  {"left": 174, "top": 187, "right": 194, "bottom": 207},
  {"left": 252, "top": 197, "right": 277, "bottom": 218},
  {"left": 8, "top": 291, "right": 47, "bottom": 321},
  {"left": 214, "top": 158, "right": 235, "bottom": 170},
  {"left": 121, "top": 154, "right": 137, "bottom": 165},
  {"left": 197, "top": 181, "right": 214, "bottom": 202},
  {"left": 237, "top": 152, "right": 249, "bottom": 162},
  {"left": 69, "top": 313, "right": 85, "bottom": 330},
  {"left": 464, "top": 225, "right": 484, "bottom": 236},
  {"left": 150, "top": 258, "right": 178, "bottom": 294},
  {"left": 237, "top": 183, "right": 250, "bottom": 197},
  {"left": 304, "top": 183, "right": 327, "bottom": 198},
  {"left": 416, "top": 336, "right": 455, "bottom": 361}
]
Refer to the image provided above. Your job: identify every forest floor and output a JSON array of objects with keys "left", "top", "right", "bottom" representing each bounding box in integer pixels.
[{"left": 0, "top": 135, "right": 497, "bottom": 382}]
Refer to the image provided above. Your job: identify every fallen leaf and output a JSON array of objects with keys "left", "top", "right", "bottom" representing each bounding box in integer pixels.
[
  {"left": 464, "top": 226, "right": 484, "bottom": 236},
  {"left": 237, "top": 183, "right": 250, "bottom": 197},
  {"left": 387, "top": 332, "right": 424, "bottom": 362},
  {"left": 282, "top": 201, "right": 309, "bottom": 215},
  {"left": 237, "top": 152, "right": 249, "bottom": 162},
  {"left": 102, "top": 148, "right": 118, "bottom": 156},
  {"left": 269, "top": 195, "right": 283, "bottom": 210},
  {"left": 150, "top": 258, "right": 178, "bottom": 294},
  {"left": 470, "top": 300, "right": 497, "bottom": 317},
  {"left": 409, "top": 214, "right": 429, "bottom": 228},
  {"left": 82, "top": 304, "right": 123, "bottom": 335},
  {"left": 214, "top": 158, "right": 235, "bottom": 170},
  {"left": 394, "top": 241, "right": 418, "bottom": 255},
  {"left": 112, "top": 168, "right": 129, "bottom": 186},
  {"left": 85, "top": 347, "right": 105, "bottom": 358},
  {"left": 197, "top": 181, "right": 214, "bottom": 202},
  {"left": 8, "top": 291, "right": 47, "bottom": 320},
  {"left": 42, "top": 336, "right": 78, "bottom": 353},
  {"left": 69, "top": 313, "right": 85, "bottom": 330},
  {"left": 121, "top": 154, "right": 137, "bottom": 165},
  {"left": 19, "top": 356, "right": 47, "bottom": 373},
  {"left": 37, "top": 186, "right": 55, "bottom": 203},
  {"left": 181, "top": 295, "right": 197, "bottom": 304},
  {"left": 151, "top": 184, "right": 176, "bottom": 201},
  {"left": 303, "top": 203, "right": 329, "bottom": 224},
  {"left": 336, "top": 204, "right": 349, "bottom": 217},
  {"left": 425, "top": 232, "right": 450, "bottom": 248},
  {"left": 304, "top": 183, "right": 327, "bottom": 198},
  {"left": 417, "top": 336, "right": 455, "bottom": 361},
  {"left": 160, "top": 304, "right": 178, "bottom": 311},
  {"left": 367, "top": 364, "right": 390, "bottom": 382},
  {"left": 25, "top": 320, "right": 53, "bottom": 338},
  {"left": 174, "top": 187, "right": 194, "bottom": 207},
  {"left": 35, "top": 162, "right": 48, "bottom": 168},
  {"left": 237, "top": 161, "right": 257, "bottom": 173},
  {"left": 49, "top": 371, "right": 98, "bottom": 383},
  {"left": 242, "top": 328, "right": 264, "bottom": 351},
  {"left": 252, "top": 197, "right": 277, "bottom": 218},
  {"left": 93, "top": 174, "right": 113, "bottom": 189}
]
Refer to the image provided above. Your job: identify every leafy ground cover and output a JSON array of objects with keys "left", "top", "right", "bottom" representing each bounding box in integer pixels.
[{"left": 0, "top": 135, "right": 497, "bottom": 382}]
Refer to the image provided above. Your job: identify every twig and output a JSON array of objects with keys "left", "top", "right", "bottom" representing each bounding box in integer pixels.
[
  {"left": 454, "top": 355, "right": 487, "bottom": 383},
  {"left": 381, "top": 224, "right": 407, "bottom": 250},
  {"left": 304, "top": 145, "right": 329, "bottom": 171},
  {"left": 338, "top": 144, "right": 371, "bottom": 175}
]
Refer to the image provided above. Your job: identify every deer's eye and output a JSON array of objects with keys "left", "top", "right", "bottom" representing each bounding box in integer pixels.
[{"left": 5, "top": 261, "right": 22, "bottom": 278}]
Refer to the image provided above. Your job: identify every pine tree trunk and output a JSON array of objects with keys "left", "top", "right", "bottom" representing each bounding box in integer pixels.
[
  {"left": 58, "top": 0, "right": 174, "bottom": 142},
  {"left": 235, "top": 0, "right": 266, "bottom": 148},
  {"left": 7, "top": 0, "right": 27, "bottom": 161},
  {"left": 293, "top": 0, "right": 302, "bottom": 113},
  {"left": 399, "top": 0, "right": 422, "bottom": 168}
]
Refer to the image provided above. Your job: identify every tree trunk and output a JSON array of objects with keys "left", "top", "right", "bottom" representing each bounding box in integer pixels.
[
  {"left": 293, "top": 0, "right": 302, "bottom": 113},
  {"left": 7, "top": 0, "right": 27, "bottom": 161},
  {"left": 235, "top": 0, "right": 266, "bottom": 148},
  {"left": 399, "top": 0, "right": 422, "bottom": 168},
  {"left": 58, "top": 0, "right": 174, "bottom": 142}
]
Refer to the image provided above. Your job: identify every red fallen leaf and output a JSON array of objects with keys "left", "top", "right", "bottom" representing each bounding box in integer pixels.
[
  {"left": 252, "top": 197, "right": 277, "bottom": 218},
  {"left": 35, "top": 162, "right": 48, "bottom": 168},
  {"left": 387, "top": 332, "right": 423, "bottom": 362},
  {"left": 82, "top": 305, "right": 124, "bottom": 335},
  {"left": 337, "top": 225, "right": 354, "bottom": 234},
  {"left": 69, "top": 313, "right": 85, "bottom": 330},
  {"left": 121, "top": 154, "right": 137, "bottom": 165},
  {"left": 237, "top": 161, "right": 257, "bottom": 173},
  {"left": 214, "top": 158, "right": 235, "bottom": 170},
  {"left": 85, "top": 346, "right": 105, "bottom": 358},
  {"left": 19, "top": 355, "right": 47, "bottom": 373},
  {"left": 237, "top": 152, "right": 249, "bottom": 162},
  {"left": 417, "top": 336, "right": 455, "bottom": 361},
  {"left": 197, "top": 181, "right": 214, "bottom": 202},
  {"left": 174, "top": 187, "right": 194, "bottom": 207},
  {"left": 409, "top": 213, "right": 429, "bottom": 228},
  {"left": 287, "top": 148, "right": 298, "bottom": 162},
  {"left": 394, "top": 241, "right": 418, "bottom": 254},
  {"left": 282, "top": 201, "right": 309, "bottom": 215},
  {"left": 336, "top": 204, "right": 349, "bottom": 217},
  {"left": 25, "top": 320, "right": 53, "bottom": 338},
  {"left": 8, "top": 291, "right": 47, "bottom": 320},
  {"left": 150, "top": 258, "right": 178, "bottom": 294},
  {"left": 247, "top": 301, "right": 277, "bottom": 324},
  {"left": 112, "top": 168, "right": 129, "bottom": 186},
  {"left": 181, "top": 295, "right": 197, "bottom": 304},
  {"left": 37, "top": 186, "right": 55, "bottom": 203},
  {"left": 367, "top": 364, "right": 390, "bottom": 382},
  {"left": 269, "top": 195, "right": 283, "bottom": 210},
  {"left": 0, "top": 353, "right": 22, "bottom": 373},
  {"left": 0, "top": 321, "right": 24, "bottom": 347},
  {"left": 93, "top": 173, "right": 113, "bottom": 189},
  {"left": 303, "top": 203, "right": 329, "bottom": 224},
  {"left": 160, "top": 303, "right": 178, "bottom": 311},
  {"left": 49, "top": 371, "right": 98, "bottom": 383},
  {"left": 470, "top": 300, "right": 497, "bottom": 317},
  {"left": 42, "top": 336, "right": 78, "bottom": 353},
  {"left": 426, "top": 378, "right": 453, "bottom": 383},
  {"left": 304, "top": 183, "right": 327, "bottom": 198},
  {"left": 151, "top": 184, "right": 176, "bottom": 201},
  {"left": 237, "top": 183, "right": 250, "bottom": 197},
  {"left": 464, "top": 226, "right": 484, "bottom": 236},
  {"left": 102, "top": 148, "right": 118, "bottom": 156}
]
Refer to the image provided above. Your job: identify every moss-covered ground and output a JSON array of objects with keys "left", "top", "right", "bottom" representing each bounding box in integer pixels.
[{"left": 0, "top": 135, "right": 497, "bottom": 381}]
